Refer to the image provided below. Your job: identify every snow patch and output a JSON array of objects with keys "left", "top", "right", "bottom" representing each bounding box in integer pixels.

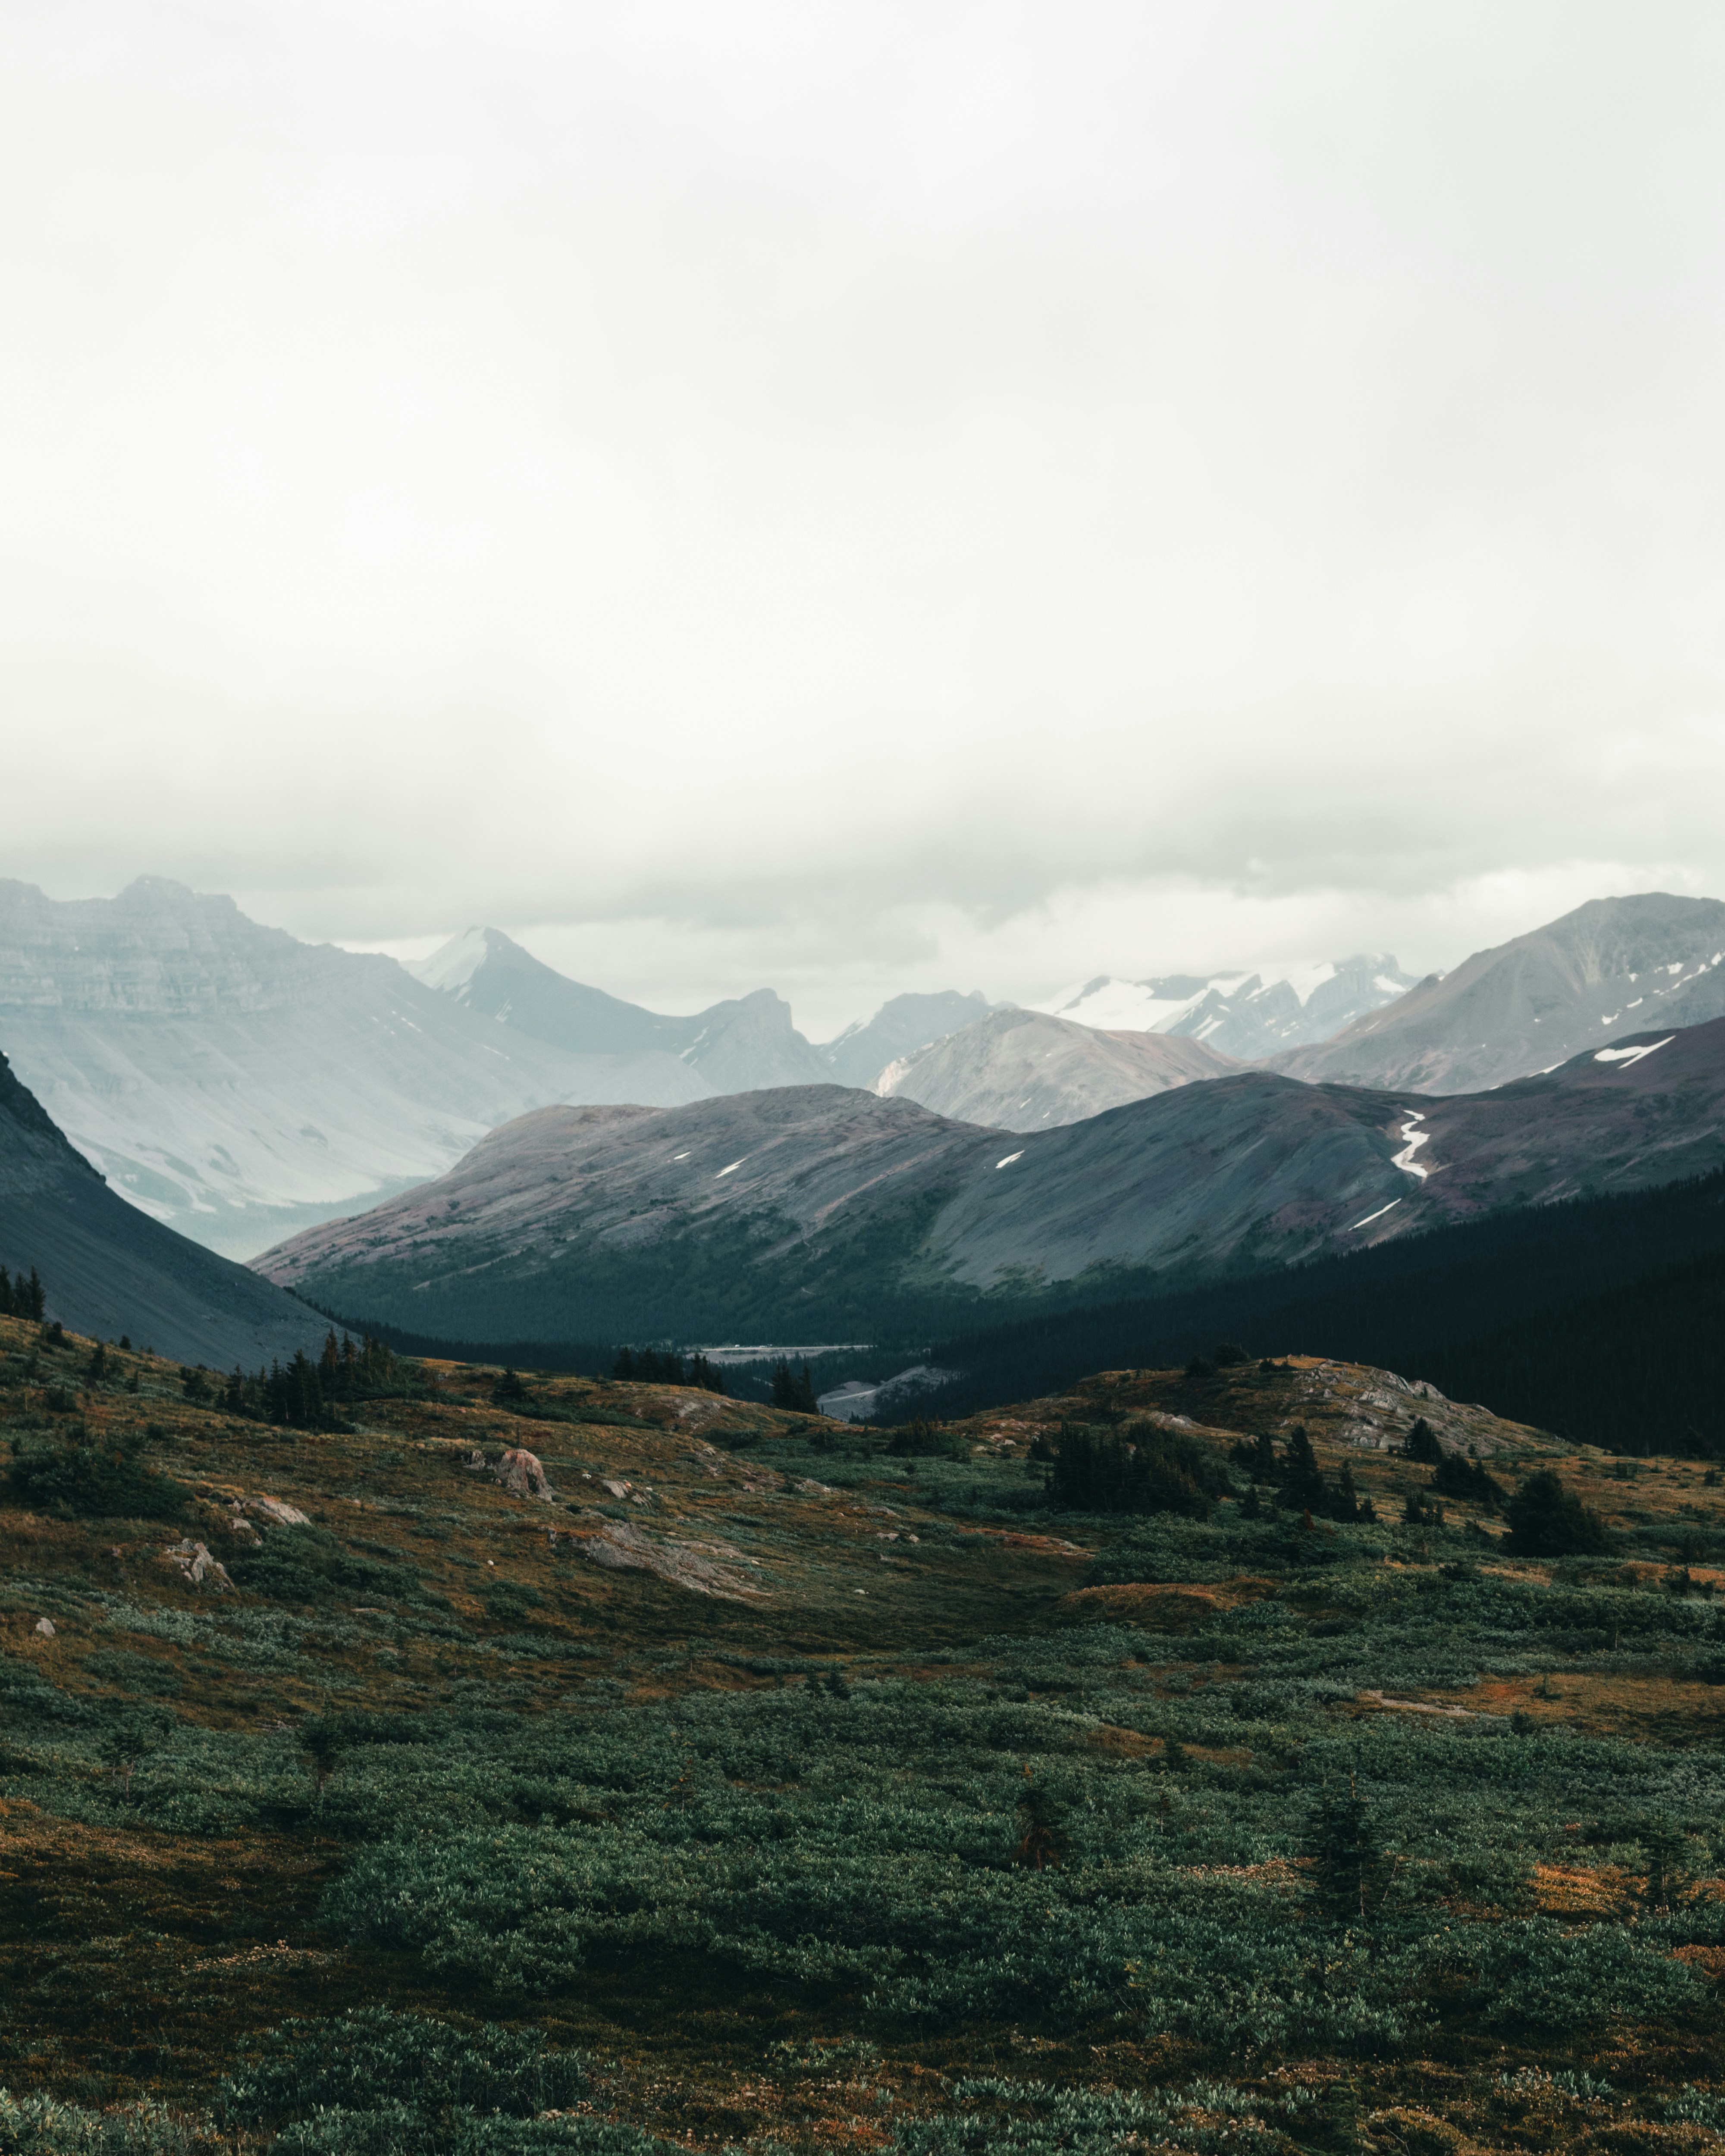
[
  {"left": 1391, "top": 1112, "right": 1432, "bottom": 1180},
  {"left": 1348, "top": 1200, "right": 1402, "bottom": 1231},
  {"left": 715, "top": 1159, "right": 745, "bottom": 1178},
  {"left": 995, "top": 1151, "right": 1024, "bottom": 1169},
  {"left": 1594, "top": 1036, "right": 1675, "bottom": 1068}
]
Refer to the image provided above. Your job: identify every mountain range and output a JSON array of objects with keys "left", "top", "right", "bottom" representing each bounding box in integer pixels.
[
  {"left": 9, "top": 879, "right": 1725, "bottom": 1286},
  {"left": 409, "top": 926, "right": 833, "bottom": 1091},
  {"left": 0, "top": 878, "right": 716, "bottom": 1259},
  {"left": 254, "top": 1017, "right": 1725, "bottom": 1346},
  {"left": 0, "top": 1045, "right": 325, "bottom": 1369},
  {"left": 1037, "top": 954, "right": 1418, "bottom": 1057},
  {"left": 1272, "top": 892, "right": 1725, "bottom": 1091}
]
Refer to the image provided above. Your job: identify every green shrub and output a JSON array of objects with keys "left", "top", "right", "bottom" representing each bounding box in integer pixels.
[
  {"left": 226, "top": 1529, "right": 427, "bottom": 1607},
  {"left": 0, "top": 2090, "right": 206, "bottom": 2152},
  {"left": 5, "top": 1429, "right": 188, "bottom": 1521},
  {"left": 268, "top": 2109, "right": 669, "bottom": 2155},
  {"left": 1463, "top": 1917, "right": 1703, "bottom": 2031},
  {"left": 217, "top": 2007, "right": 586, "bottom": 2127}
]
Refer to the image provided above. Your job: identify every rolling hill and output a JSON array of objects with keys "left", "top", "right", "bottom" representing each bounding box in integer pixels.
[
  {"left": 253, "top": 1016, "right": 1725, "bottom": 1345},
  {"left": 8, "top": 1307, "right": 1720, "bottom": 2148}
]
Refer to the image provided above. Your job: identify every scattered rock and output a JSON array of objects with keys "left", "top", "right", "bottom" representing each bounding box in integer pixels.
[
  {"left": 241, "top": 1495, "right": 311, "bottom": 1527},
  {"left": 579, "top": 1519, "right": 764, "bottom": 1601},
  {"left": 33, "top": 1617, "right": 55, "bottom": 1639},
  {"left": 162, "top": 1539, "right": 232, "bottom": 1590},
  {"left": 496, "top": 1448, "right": 555, "bottom": 1500},
  {"left": 599, "top": 1478, "right": 631, "bottom": 1499}
]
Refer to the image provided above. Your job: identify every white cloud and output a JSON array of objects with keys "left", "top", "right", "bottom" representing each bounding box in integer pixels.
[{"left": 3, "top": 1, "right": 1724, "bottom": 1037}]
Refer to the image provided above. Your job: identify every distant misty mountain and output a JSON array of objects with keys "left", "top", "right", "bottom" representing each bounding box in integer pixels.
[
  {"left": 0, "top": 880, "right": 710, "bottom": 1260},
  {"left": 411, "top": 927, "right": 831, "bottom": 1092},
  {"left": 253, "top": 1017, "right": 1725, "bottom": 1347},
  {"left": 874, "top": 1008, "right": 1237, "bottom": 1130},
  {"left": 819, "top": 990, "right": 1005, "bottom": 1087},
  {"left": 0, "top": 1045, "right": 325, "bottom": 1368},
  {"left": 1039, "top": 955, "right": 1418, "bottom": 1059},
  {"left": 1270, "top": 893, "right": 1725, "bottom": 1093}
]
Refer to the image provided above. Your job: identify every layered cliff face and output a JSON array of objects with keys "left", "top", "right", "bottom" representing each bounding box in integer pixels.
[
  {"left": 0, "top": 880, "right": 700, "bottom": 1258},
  {"left": 1270, "top": 893, "right": 1725, "bottom": 1093},
  {"left": 254, "top": 1017, "right": 1725, "bottom": 1345},
  {"left": 0, "top": 1044, "right": 326, "bottom": 1368}
]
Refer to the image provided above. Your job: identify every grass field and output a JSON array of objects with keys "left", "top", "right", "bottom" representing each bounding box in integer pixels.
[{"left": 3, "top": 1314, "right": 1723, "bottom": 2153}]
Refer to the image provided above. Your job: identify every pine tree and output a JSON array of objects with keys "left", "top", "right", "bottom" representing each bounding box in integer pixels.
[
  {"left": 0, "top": 1266, "right": 12, "bottom": 1316},
  {"left": 1506, "top": 1469, "right": 1610, "bottom": 1556},
  {"left": 26, "top": 1268, "right": 46, "bottom": 1321},
  {"left": 1305, "top": 1780, "right": 1395, "bottom": 1928},
  {"left": 1638, "top": 1816, "right": 1696, "bottom": 1913},
  {"left": 1277, "top": 1424, "right": 1329, "bottom": 1514},
  {"left": 687, "top": 1353, "right": 727, "bottom": 1395},
  {"left": 1404, "top": 1416, "right": 1444, "bottom": 1463}
]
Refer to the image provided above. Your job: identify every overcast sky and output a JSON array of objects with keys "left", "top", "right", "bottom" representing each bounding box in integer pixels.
[{"left": 5, "top": 1, "right": 1725, "bottom": 1035}]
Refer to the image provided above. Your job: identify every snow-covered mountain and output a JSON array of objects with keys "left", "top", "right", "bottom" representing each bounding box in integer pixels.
[
  {"left": 0, "top": 881, "right": 707, "bottom": 1260},
  {"left": 874, "top": 1008, "right": 1237, "bottom": 1130},
  {"left": 410, "top": 927, "right": 831, "bottom": 1092},
  {"left": 1270, "top": 894, "right": 1725, "bottom": 1093},
  {"left": 1037, "top": 955, "right": 1418, "bottom": 1060}
]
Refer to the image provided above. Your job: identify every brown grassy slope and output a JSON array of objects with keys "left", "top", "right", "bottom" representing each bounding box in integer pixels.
[{"left": 4, "top": 1315, "right": 1724, "bottom": 2150}]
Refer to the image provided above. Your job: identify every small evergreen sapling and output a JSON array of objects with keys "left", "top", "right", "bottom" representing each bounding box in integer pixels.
[{"left": 1305, "top": 1780, "right": 1396, "bottom": 1929}]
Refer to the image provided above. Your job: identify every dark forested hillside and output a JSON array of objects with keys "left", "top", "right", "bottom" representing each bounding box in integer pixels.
[{"left": 904, "top": 1167, "right": 1725, "bottom": 1451}]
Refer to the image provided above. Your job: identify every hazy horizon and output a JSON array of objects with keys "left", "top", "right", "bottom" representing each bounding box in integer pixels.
[{"left": 6, "top": 4, "right": 1725, "bottom": 1037}]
